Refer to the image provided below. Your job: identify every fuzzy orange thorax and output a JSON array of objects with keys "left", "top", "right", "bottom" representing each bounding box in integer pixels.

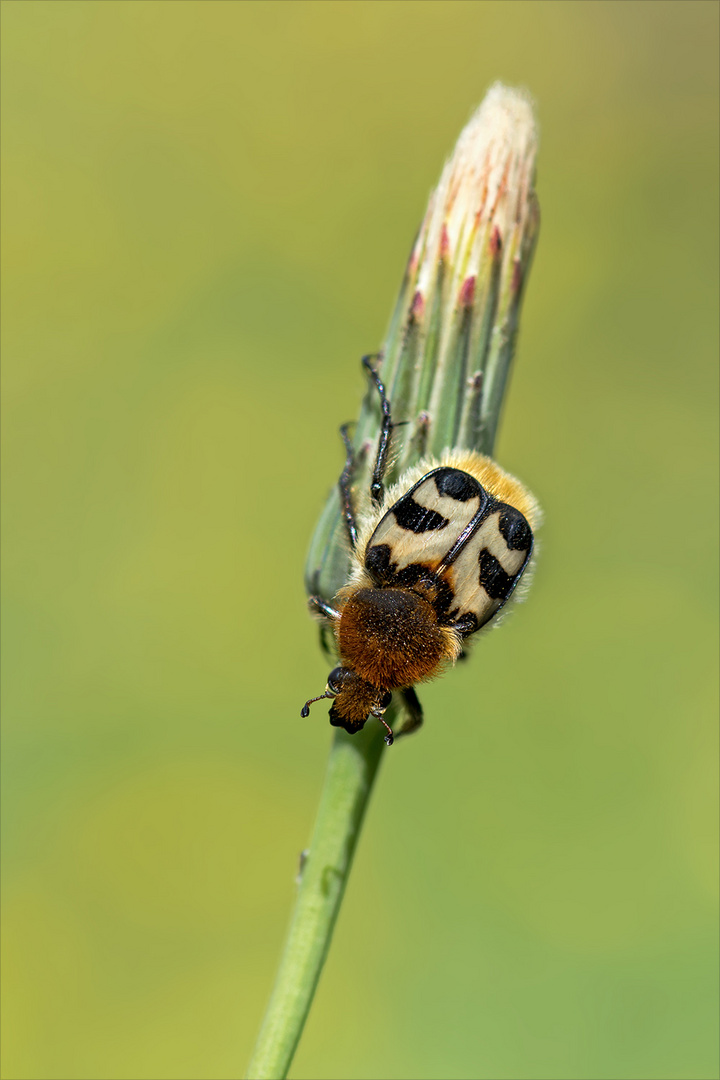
[{"left": 337, "top": 587, "right": 446, "bottom": 691}]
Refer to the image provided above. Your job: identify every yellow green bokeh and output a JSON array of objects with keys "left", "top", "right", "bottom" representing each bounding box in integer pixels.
[{"left": 2, "top": 2, "right": 718, "bottom": 1078}]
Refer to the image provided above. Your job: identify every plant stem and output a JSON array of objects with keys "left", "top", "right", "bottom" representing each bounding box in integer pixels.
[
  {"left": 248, "top": 84, "right": 539, "bottom": 1079},
  {"left": 246, "top": 723, "right": 387, "bottom": 1079}
]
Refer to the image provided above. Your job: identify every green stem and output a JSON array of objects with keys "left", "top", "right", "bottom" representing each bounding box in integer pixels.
[
  {"left": 246, "top": 722, "right": 387, "bottom": 1079},
  {"left": 251, "top": 84, "right": 539, "bottom": 1079}
]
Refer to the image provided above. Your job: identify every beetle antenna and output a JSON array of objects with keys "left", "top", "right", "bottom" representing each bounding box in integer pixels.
[{"left": 300, "top": 692, "right": 333, "bottom": 718}]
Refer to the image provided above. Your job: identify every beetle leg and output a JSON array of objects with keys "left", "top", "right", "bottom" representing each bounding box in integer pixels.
[
  {"left": 396, "top": 686, "right": 424, "bottom": 738},
  {"left": 362, "top": 354, "right": 393, "bottom": 506},
  {"left": 308, "top": 595, "right": 341, "bottom": 624},
  {"left": 337, "top": 422, "right": 359, "bottom": 549}
]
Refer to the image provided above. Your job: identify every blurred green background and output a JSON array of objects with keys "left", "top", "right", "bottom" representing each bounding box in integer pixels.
[{"left": 2, "top": 2, "right": 718, "bottom": 1078}]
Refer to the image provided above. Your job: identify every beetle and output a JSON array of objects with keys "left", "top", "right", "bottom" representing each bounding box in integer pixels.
[{"left": 302, "top": 357, "right": 540, "bottom": 745}]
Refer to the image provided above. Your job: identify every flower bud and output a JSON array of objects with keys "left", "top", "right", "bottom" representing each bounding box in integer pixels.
[{"left": 306, "top": 83, "right": 540, "bottom": 604}]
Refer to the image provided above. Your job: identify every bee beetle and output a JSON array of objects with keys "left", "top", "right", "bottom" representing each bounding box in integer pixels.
[{"left": 302, "top": 357, "right": 540, "bottom": 746}]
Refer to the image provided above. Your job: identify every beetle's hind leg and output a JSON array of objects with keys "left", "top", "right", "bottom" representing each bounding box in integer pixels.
[
  {"left": 361, "top": 354, "right": 393, "bottom": 506},
  {"left": 396, "top": 686, "right": 424, "bottom": 738},
  {"left": 338, "top": 422, "right": 359, "bottom": 549}
]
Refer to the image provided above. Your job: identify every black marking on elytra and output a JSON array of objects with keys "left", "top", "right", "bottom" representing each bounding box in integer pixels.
[
  {"left": 498, "top": 506, "right": 533, "bottom": 551},
  {"left": 365, "top": 543, "right": 394, "bottom": 585},
  {"left": 364, "top": 546, "right": 457, "bottom": 622},
  {"left": 392, "top": 493, "right": 449, "bottom": 533},
  {"left": 450, "top": 612, "right": 480, "bottom": 637},
  {"left": 478, "top": 549, "right": 514, "bottom": 600},
  {"left": 395, "top": 563, "right": 455, "bottom": 618},
  {"left": 433, "top": 468, "right": 483, "bottom": 502},
  {"left": 389, "top": 561, "right": 438, "bottom": 590}
]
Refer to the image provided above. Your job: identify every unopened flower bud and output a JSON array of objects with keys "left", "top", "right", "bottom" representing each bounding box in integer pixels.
[{"left": 306, "top": 83, "right": 540, "bottom": 604}]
